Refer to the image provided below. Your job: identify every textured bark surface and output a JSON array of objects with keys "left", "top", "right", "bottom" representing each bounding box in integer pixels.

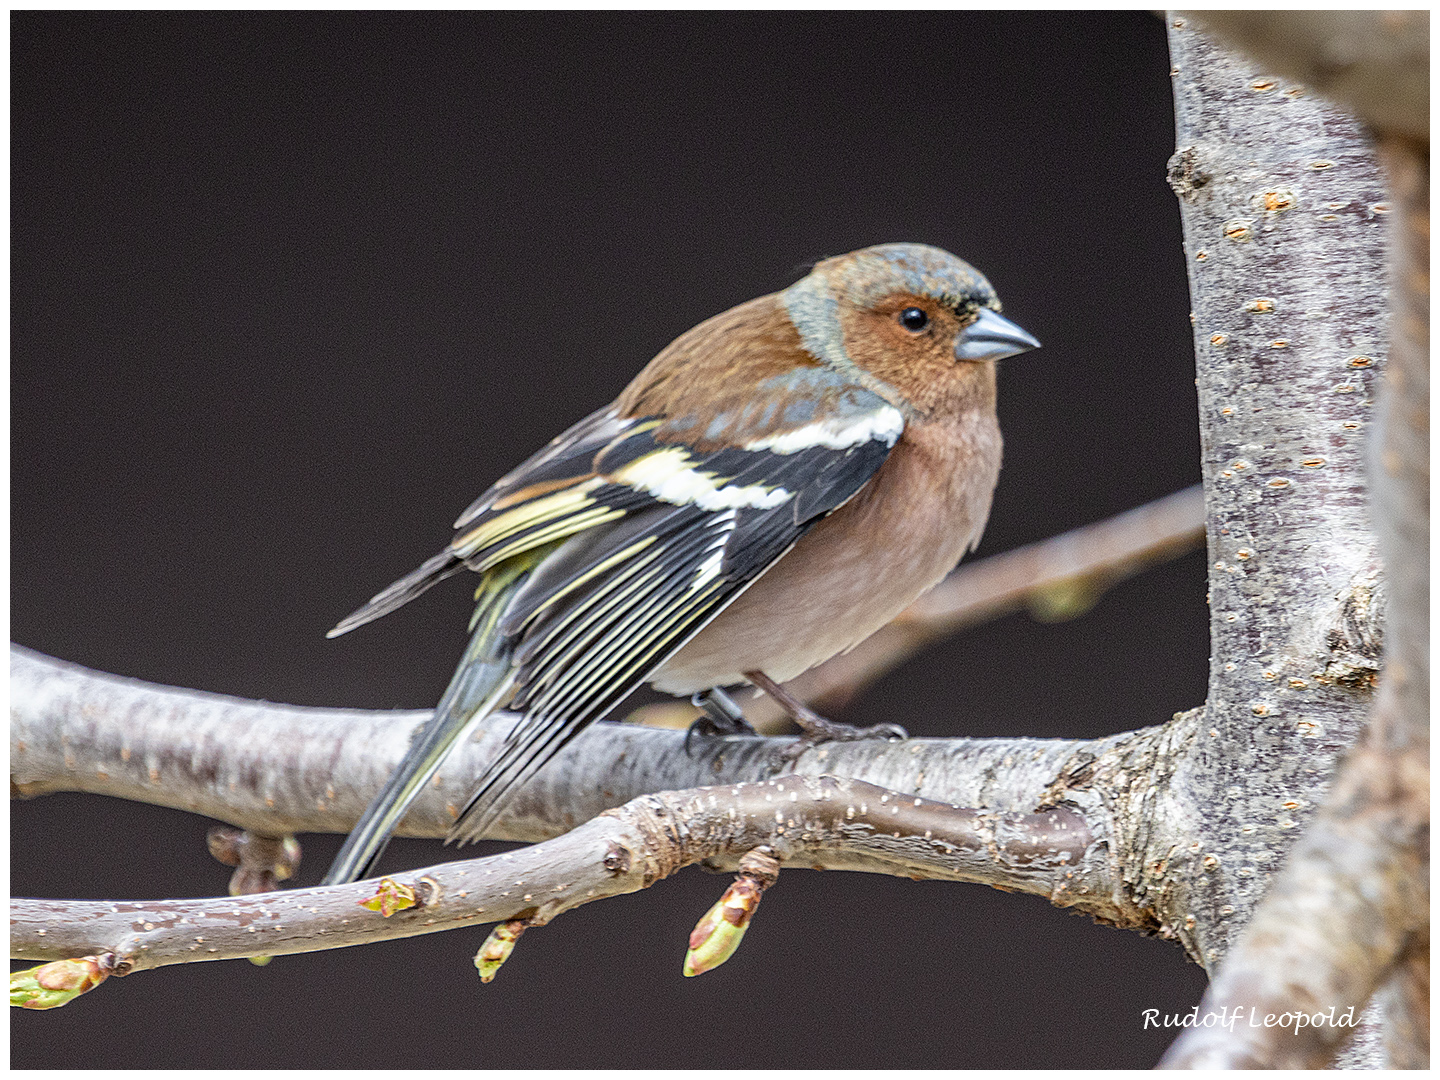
[
  {"left": 1162, "top": 16, "right": 1386, "bottom": 972},
  {"left": 1187, "top": 11, "right": 1428, "bottom": 141},
  {"left": 1157, "top": 16, "right": 1428, "bottom": 1071},
  {"left": 8, "top": 644, "right": 1165, "bottom": 935},
  {"left": 8, "top": 645, "right": 1121, "bottom": 846},
  {"left": 11, "top": 774, "right": 1095, "bottom": 969}
]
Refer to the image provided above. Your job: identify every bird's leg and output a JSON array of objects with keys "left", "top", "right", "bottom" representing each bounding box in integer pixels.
[
  {"left": 685, "top": 687, "right": 759, "bottom": 754},
  {"left": 745, "top": 670, "right": 907, "bottom": 757}
]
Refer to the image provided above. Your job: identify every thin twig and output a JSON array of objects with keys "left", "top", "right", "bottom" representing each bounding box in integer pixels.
[{"left": 11, "top": 775, "right": 1099, "bottom": 972}]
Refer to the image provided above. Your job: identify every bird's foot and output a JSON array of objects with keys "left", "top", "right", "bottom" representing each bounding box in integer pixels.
[
  {"left": 780, "top": 713, "right": 909, "bottom": 762},
  {"left": 685, "top": 687, "right": 759, "bottom": 754},
  {"left": 743, "top": 670, "right": 907, "bottom": 762},
  {"left": 793, "top": 713, "right": 909, "bottom": 744}
]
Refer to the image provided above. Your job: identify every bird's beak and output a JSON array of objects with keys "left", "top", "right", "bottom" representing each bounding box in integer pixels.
[{"left": 955, "top": 308, "right": 1041, "bottom": 362}]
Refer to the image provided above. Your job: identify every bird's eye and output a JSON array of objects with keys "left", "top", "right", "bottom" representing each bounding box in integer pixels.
[{"left": 898, "top": 307, "right": 929, "bottom": 332}]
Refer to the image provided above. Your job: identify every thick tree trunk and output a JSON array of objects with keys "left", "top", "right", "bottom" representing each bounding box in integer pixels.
[
  {"left": 1158, "top": 13, "right": 1429, "bottom": 1070},
  {"left": 1162, "top": 12, "right": 1387, "bottom": 974}
]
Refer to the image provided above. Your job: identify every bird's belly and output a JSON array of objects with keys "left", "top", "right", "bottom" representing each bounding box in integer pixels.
[{"left": 650, "top": 423, "right": 998, "bottom": 695}]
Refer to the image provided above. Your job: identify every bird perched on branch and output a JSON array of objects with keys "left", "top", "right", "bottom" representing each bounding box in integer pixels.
[{"left": 322, "top": 242, "right": 1038, "bottom": 886}]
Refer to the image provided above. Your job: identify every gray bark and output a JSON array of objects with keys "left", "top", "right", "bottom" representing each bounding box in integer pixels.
[
  {"left": 7, "top": 644, "right": 1151, "bottom": 935},
  {"left": 1185, "top": 11, "right": 1428, "bottom": 141},
  {"left": 1162, "top": 12, "right": 1387, "bottom": 972},
  {"left": 11, "top": 774, "right": 1093, "bottom": 971},
  {"left": 1157, "top": 15, "right": 1428, "bottom": 1070}
]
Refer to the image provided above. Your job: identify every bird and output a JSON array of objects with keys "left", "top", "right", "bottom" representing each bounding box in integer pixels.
[{"left": 321, "top": 242, "right": 1039, "bottom": 886}]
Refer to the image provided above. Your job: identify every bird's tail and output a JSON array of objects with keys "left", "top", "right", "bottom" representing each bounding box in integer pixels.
[
  {"left": 321, "top": 558, "right": 535, "bottom": 886},
  {"left": 327, "top": 550, "right": 466, "bottom": 639}
]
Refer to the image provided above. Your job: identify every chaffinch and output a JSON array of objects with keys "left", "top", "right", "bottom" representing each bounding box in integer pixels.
[{"left": 323, "top": 242, "right": 1038, "bottom": 885}]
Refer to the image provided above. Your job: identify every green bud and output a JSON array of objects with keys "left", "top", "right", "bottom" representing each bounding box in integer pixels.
[
  {"left": 358, "top": 877, "right": 418, "bottom": 918},
  {"left": 474, "top": 920, "right": 528, "bottom": 983},
  {"left": 10, "top": 957, "right": 108, "bottom": 1010},
  {"left": 683, "top": 877, "right": 763, "bottom": 977}
]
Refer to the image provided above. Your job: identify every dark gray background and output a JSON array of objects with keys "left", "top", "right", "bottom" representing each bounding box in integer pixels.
[{"left": 13, "top": 11, "right": 1210, "bottom": 1068}]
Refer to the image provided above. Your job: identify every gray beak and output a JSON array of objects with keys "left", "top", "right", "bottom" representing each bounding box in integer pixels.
[{"left": 955, "top": 308, "right": 1041, "bottom": 362}]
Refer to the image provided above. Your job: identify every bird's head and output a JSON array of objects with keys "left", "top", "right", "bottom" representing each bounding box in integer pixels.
[{"left": 782, "top": 242, "right": 1039, "bottom": 413}]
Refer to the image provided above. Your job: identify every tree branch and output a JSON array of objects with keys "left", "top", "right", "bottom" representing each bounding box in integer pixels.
[
  {"left": 10, "top": 774, "right": 1097, "bottom": 972},
  {"left": 9, "top": 487, "right": 1214, "bottom": 970},
  {"left": 8, "top": 480, "right": 1226, "bottom": 979},
  {"left": 13, "top": 641, "right": 1223, "bottom": 964},
  {"left": 1159, "top": 14, "right": 1428, "bottom": 1070},
  {"left": 8, "top": 644, "right": 1105, "bottom": 842},
  {"left": 1158, "top": 10, "right": 1389, "bottom": 976}
]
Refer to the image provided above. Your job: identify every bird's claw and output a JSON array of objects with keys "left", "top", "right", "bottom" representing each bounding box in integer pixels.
[{"left": 781, "top": 717, "right": 908, "bottom": 762}]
